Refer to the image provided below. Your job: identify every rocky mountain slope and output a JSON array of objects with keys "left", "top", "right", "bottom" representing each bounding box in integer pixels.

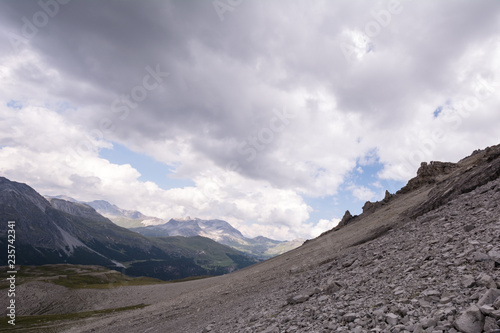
[
  {"left": 0, "top": 179, "right": 257, "bottom": 280},
  {"left": 132, "top": 218, "right": 304, "bottom": 259},
  {"left": 8, "top": 144, "right": 500, "bottom": 332}
]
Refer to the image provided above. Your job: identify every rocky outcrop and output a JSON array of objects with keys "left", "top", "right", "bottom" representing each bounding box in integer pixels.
[
  {"left": 407, "top": 144, "right": 500, "bottom": 218},
  {"left": 337, "top": 210, "right": 354, "bottom": 227},
  {"left": 361, "top": 189, "right": 395, "bottom": 215},
  {"left": 398, "top": 161, "right": 459, "bottom": 194},
  {"left": 343, "top": 145, "right": 500, "bottom": 223},
  {"left": 362, "top": 200, "right": 376, "bottom": 213},
  {"left": 326, "top": 147, "right": 500, "bottom": 235}
]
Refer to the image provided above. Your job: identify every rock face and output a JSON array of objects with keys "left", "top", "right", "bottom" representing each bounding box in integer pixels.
[
  {"left": 408, "top": 145, "right": 500, "bottom": 218},
  {"left": 399, "top": 161, "right": 459, "bottom": 194},
  {"left": 361, "top": 190, "right": 394, "bottom": 215},
  {"left": 335, "top": 145, "right": 500, "bottom": 230}
]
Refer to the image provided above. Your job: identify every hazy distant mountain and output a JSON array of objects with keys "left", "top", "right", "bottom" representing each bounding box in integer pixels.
[
  {"left": 132, "top": 218, "right": 304, "bottom": 259},
  {"left": 84, "top": 200, "right": 164, "bottom": 228},
  {"left": 44, "top": 197, "right": 162, "bottom": 228},
  {"left": 0, "top": 177, "right": 257, "bottom": 280},
  {"left": 45, "top": 198, "right": 303, "bottom": 259},
  {"left": 85, "top": 200, "right": 147, "bottom": 220},
  {"left": 47, "top": 194, "right": 80, "bottom": 202}
]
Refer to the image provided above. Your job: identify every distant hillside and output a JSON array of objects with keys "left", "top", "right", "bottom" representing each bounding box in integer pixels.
[
  {"left": 44, "top": 199, "right": 303, "bottom": 259},
  {"left": 85, "top": 200, "right": 147, "bottom": 220},
  {"left": 132, "top": 218, "right": 304, "bottom": 259},
  {"left": 44, "top": 196, "right": 166, "bottom": 228},
  {"left": 0, "top": 177, "right": 258, "bottom": 280}
]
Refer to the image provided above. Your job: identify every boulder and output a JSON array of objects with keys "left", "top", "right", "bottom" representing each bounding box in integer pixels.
[
  {"left": 287, "top": 294, "right": 309, "bottom": 305},
  {"left": 344, "top": 313, "right": 357, "bottom": 322},
  {"left": 494, "top": 296, "right": 500, "bottom": 309},
  {"left": 488, "top": 249, "right": 500, "bottom": 264},
  {"left": 484, "top": 316, "right": 500, "bottom": 332},
  {"left": 478, "top": 274, "right": 497, "bottom": 289},
  {"left": 325, "top": 279, "right": 344, "bottom": 294},
  {"left": 462, "top": 275, "right": 476, "bottom": 288},
  {"left": 386, "top": 313, "right": 399, "bottom": 325},
  {"left": 454, "top": 305, "right": 484, "bottom": 333},
  {"left": 478, "top": 289, "right": 500, "bottom": 307}
]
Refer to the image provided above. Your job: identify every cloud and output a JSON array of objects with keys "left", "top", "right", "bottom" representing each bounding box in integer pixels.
[
  {"left": 1, "top": 1, "right": 500, "bottom": 239},
  {"left": 309, "top": 218, "right": 341, "bottom": 238},
  {"left": 348, "top": 185, "right": 377, "bottom": 202},
  {"left": 0, "top": 104, "right": 313, "bottom": 240}
]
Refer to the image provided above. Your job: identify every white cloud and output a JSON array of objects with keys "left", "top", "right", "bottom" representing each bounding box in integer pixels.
[
  {"left": 0, "top": 104, "right": 313, "bottom": 240},
  {"left": 348, "top": 185, "right": 376, "bottom": 202},
  {"left": 1, "top": 1, "right": 500, "bottom": 240},
  {"left": 308, "top": 218, "right": 341, "bottom": 238}
]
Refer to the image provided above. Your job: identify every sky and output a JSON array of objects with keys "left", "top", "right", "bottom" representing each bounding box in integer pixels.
[{"left": 1, "top": 0, "right": 500, "bottom": 241}]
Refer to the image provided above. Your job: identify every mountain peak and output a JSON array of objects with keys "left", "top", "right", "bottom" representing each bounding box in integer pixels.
[
  {"left": 173, "top": 216, "right": 200, "bottom": 221},
  {"left": 45, "top": 195, "right": 80, "bottom": 203},
  {"left": 132, "top": 217, "right": 302, "bottom": 259},
  {"left": 0, "top": 177, "right": 51, "bottom": 213},
  {"left": 85, "top": 200, "right": 147, "bottom": 220}
]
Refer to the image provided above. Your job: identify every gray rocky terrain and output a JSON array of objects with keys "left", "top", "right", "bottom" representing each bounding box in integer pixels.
[{"left": 10, "top": 144, "right": 500, "bottom": 332}]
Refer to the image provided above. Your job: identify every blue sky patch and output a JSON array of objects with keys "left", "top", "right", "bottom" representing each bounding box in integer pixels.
[
  {"left": 306, "top": 156, "right": 405, "bottom": 224},
  {"left": 433, "top": 106, "right": 443, "bottom": 118},
  {"left": 7, "top": 100, "right": 23, "bottom": 109},
  {"left": 99, "top": 142, "right": 195, "bottom": 190}
]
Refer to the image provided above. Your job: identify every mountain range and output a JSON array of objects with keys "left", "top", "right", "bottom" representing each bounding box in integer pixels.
[
  {"left": 0, "top": 178, "right": 258, "bottom": 280},
  {"left": 47, "top": 195, "right": 303, "bottom": 259},
  {"left": 46, "top": 196, "right": 160, "bottom": 228},
  {"left": 131, "top": 218, "right": 304, "bottom": 259}
]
